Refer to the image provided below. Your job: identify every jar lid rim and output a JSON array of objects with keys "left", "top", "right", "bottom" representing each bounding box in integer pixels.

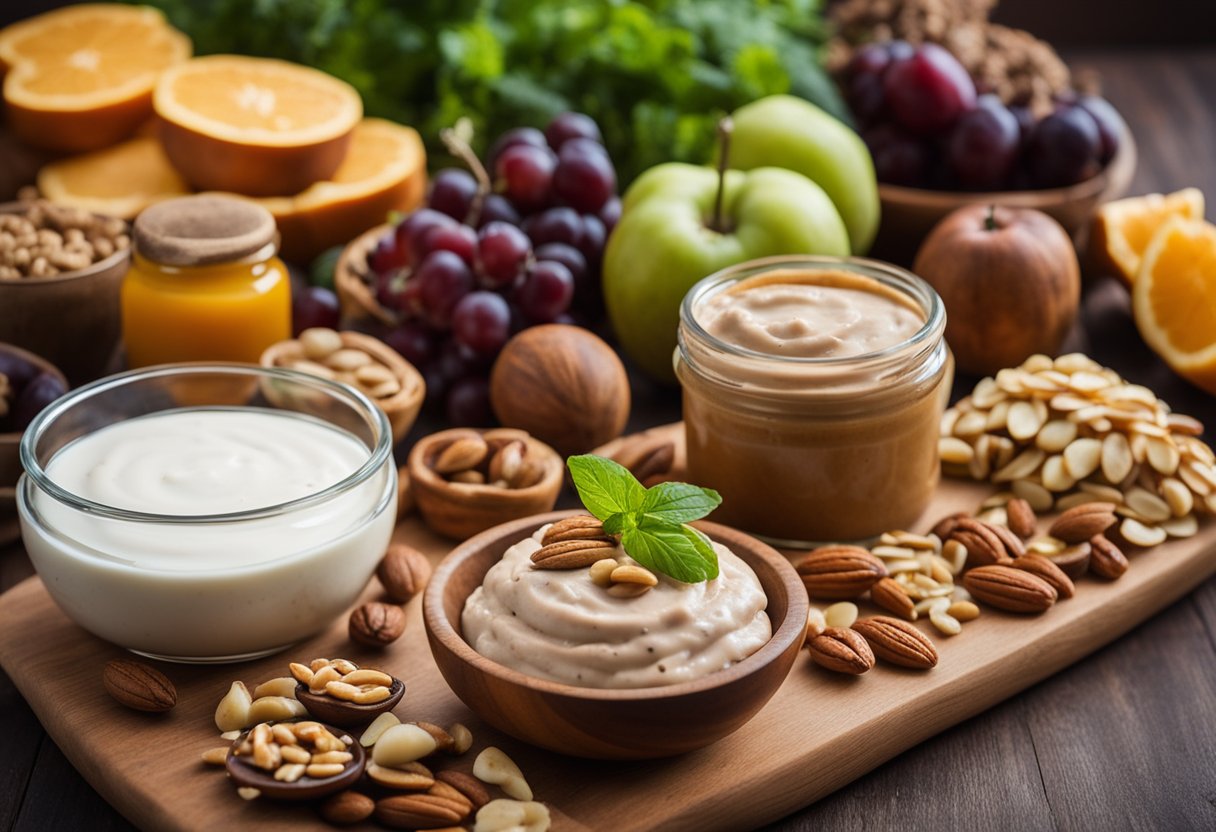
[{"left": 133, "top": 195, "right": 277, "bottom": 266}]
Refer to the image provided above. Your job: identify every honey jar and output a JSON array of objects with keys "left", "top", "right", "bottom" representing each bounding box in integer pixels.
[
  {"left": 675, "top": 255, "right": 952, "bottom": 546},
  {"left": 122, "top": 195, "right": 290, "bottom": 367}
]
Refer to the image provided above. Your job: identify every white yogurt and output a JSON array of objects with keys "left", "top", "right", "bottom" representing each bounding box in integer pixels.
[
  {"left": 461, "top": 526, "right": 772, "bottom": 688},
  {"left": 19, "top": 407, "right": 395, "bottom": 661}
]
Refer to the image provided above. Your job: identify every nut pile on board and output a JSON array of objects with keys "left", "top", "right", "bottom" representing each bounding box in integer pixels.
[
  {"left": 530, "top": 515, "right": 661, "bottom": 598},
  {"left": 940, "top": 353, "right": 1214, "bottom": 547}
]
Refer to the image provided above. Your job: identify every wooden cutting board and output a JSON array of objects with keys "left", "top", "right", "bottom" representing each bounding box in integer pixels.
[{"left": 2, "top": 423, "right": 1215, "bottom": 832}]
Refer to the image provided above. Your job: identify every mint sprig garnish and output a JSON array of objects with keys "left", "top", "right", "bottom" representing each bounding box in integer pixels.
[{"left": 566, "top": 455, "right": 721, "bottom": 583}]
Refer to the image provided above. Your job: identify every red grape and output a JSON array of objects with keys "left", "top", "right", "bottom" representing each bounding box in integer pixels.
[
  {"left": 418, "top": 223, "right": 477, "bottom": 266},
  {"left": 523, "top": 206, "right": 583, "bottom": 248},
  {"left": 382, "top": 320, "right": 435, "bottom": 369},
  {"left": 883, "top": 43, "right": 976, "bottom": 135},
  {"left": 494, "top": 144, "right": 557, "bottom": 213},
  {"left": 475, "top": 194, "right": 522, "bottom": 228},
  {"left": 428, "top": 168, "right": 479, "bottom": 222},
  {"left": 291, "top": 285, "right": 340, "bottom": 335},
  {"left": 395, "top": 208, "right": 457, "bottom": 262},
  {"left": 487, "top": 127, "right": 547, "bottom": 172},
  {"left": 545, "top": 112, "right": 603, "bottom": 150},
  {"left": 598, "top": 196, "right": 621, "bottom": 234},
  {"left": 517, "top": 261, "right": 574, "bottom": 323},
  {"left": 533, "top": 242, "right": 586, "bottom": 286},
  {"left": 416, "top": 250, "right": 475, "bottom": 329},
  {"left": 452, "top": 291, "right": 511, "bottom": 355},
  {"left": 577, "top": 214, "right": 607, "bottom": 264},
  {"left": 1027, "top": 106, "right": 1101, "bottom": 188},
  {"left": 1075, "top": 95, "right": 1122, "bottom": 163},
  {"left": 375, "top": 270, "right": 412, "bottom": 314},
  {"left": 947, "top": 94, "right": 1020, "bottom": 190},
  {"left": 553, "top": 143, "right": 616, "bottom": 213},
  {"left": 445, "top": 376, "right": 494, "bottom": 427},
  {"left": 368, "top": 234, "right": 408, "bottom": 277},
  {"left": 476, "top": 222, "right": 531, "bottom": 287}
]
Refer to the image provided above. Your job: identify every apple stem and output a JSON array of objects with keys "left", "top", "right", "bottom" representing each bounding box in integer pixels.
[
  {"left": 985, "top": 204, "right": 997, "bottom": 231},
  {"left": 710, "top": 117, "right": 733, "bottom": 234},
  {"left": 440, "top": 117, "right": 491, "bottom": 226}
]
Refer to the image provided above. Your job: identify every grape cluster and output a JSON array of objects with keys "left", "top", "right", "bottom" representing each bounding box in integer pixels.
[
  {"left": 364, "top": 113, "right": 619, "bottom": 425},
  {"left": 843, "top": 41, "right": 1122, "bottom": 191}
]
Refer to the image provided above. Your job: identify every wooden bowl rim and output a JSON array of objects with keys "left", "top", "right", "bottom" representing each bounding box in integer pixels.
[
  {"left": 259, "top": 330, "right": 425, "bottom": 417},
  {"left": 407, "top": 428, "right": 564, "bottom": 501},
  {"left": 0, "top": 342, "right": 69, "bottom": 441},
  {"left": 877, "top": 117, "right": 1137, "bottom": 208},
  {"left": 334, "top": 223, "right": 395, "bottom": 326},
  {"left": 0, "top": 202, "right": 131, "bottom": 287},
  {"left": 423, "top": 509, "right": 809, "bottom": 702}
]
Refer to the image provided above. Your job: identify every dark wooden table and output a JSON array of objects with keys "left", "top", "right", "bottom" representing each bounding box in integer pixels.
[{"left": 3, "top": 49, "right": 1216, "bottom": 832}]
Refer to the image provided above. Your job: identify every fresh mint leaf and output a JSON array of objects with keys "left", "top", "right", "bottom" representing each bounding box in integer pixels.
[
  {"left": 639, "top": 482, "right": 721, "bottom": 525},
  {"left": 566, "top": 455, "right": 645, "bottom": 521},
  {"left": 602, "top": 512, "right": 636, "bottom": 537},
  {"left": 622, "top": 519, "right": 719, "bottom": 583}
]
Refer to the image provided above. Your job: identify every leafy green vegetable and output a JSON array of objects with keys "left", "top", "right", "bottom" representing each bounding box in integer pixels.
[
  {"left": 567, "top": 454, "right": 720, "bottom": 583},
  {"left": 133, "top": 0, "right": 843, "bottom": 183}
]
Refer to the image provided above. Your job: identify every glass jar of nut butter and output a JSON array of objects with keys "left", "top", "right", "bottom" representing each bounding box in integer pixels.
[{"left": 676, "top": 255, "right": 951, "bottom": 546}]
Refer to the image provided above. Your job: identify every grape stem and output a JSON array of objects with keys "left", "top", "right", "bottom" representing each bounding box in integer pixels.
[
  {"left": 710, "top": 117, "right": 733, "bottom": 234},
  {"left": 440, "top": 118, "right": 492, "bottom": 226},
  {"left": 985, "top": 204, "right": 998, "bottom": 231}
]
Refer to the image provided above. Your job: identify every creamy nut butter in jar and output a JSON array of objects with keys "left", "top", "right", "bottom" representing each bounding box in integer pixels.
[{"left": 676, "top": 256, "right": 951, "bottom": 546}]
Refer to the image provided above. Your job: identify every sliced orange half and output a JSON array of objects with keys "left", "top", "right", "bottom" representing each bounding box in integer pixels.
[
  {"left": 154, "top": 55, "right": 363, "bottom": 196},
  {"left": 37, "top": 135, "right": 189, "bottom": 219},
  {"left": 0, "top": 4, "right": 191, "bottom": 153},
  {"left": 1132, "top": 216, "right": 1216, "bottom": 394},
  {"left": 246, "top": 119, "right": 427, "bottom": 263},
  {"left": 1091, "top": 188, "right": 1205, "bottom": 286}
]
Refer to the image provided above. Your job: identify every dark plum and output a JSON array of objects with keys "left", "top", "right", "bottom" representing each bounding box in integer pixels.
[
  {"left": 1075, "top": 95, "right": 1123, "bottom": 163},
  {"left": 882, "top": 43, "right": 976, "bottom": 135},
  {"left": 1027, "top": 106, "right": 1102, "bottom": 188},
  {"left": 947, "top": 95, "right": 1021, "bottom": 190}
]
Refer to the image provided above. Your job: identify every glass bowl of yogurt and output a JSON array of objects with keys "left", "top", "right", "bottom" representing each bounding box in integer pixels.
[
  {"left": 17, "top": 364, "right": 397, "bottom": 663},
  {"left": 423, "top": 510, "right": 809, "bottom": 760}
]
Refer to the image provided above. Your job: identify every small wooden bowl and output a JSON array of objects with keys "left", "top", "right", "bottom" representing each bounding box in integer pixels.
[
  {"left": 423, "top": 510, "right": 809, "bottom": 760},
  {"left": 1, "top": 343, "right": 68, "bottom": 541},
  {"left": 408, "top": 429, "right": 564, "bottom": 540},
  {"left": 335, "top": 223, "right": 395, "bottom": 329},
  {"left": 294, "top": 677, "right": 405, "bottom": 728},
  {"left": 260, "top": 330, "right": 424, "bottom": 445},
  {"left": 0, "top": 203, "right": 129, "bottom": 385},
  {"left": 225, "top": 724, "right": 366, "bottom": 800},
  {"left": 874, "top": 119, "right": 1137, "bottom": 265}
]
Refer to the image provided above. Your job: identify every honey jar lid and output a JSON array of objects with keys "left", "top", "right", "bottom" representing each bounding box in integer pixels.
[{"left": 132, "top": 195, "right": 277, "bottom": 266}]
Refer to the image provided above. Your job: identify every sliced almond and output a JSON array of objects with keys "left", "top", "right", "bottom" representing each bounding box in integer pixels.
[
  {"left": 1119, "top": 517, "right": 1167, "bottom": 548},
  {"left": 939, "top": 436, "right": 974, "bottom": 465},
  {"left": 1160, "top": 478, "right": 1194, "bottom": 517},
  {"left": 1101, "top": 433, "right": 1134, "bottom": 484},
  {"left": 1062, "top": 438, "right": 1102, "bottom": 480}
]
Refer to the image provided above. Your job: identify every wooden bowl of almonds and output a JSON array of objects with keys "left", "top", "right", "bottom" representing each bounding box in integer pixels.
[
  {"left": 407, "top": 428, "right": 564, "bottom": 540},
  {"left": 0, "top": 199, "right": 131, "bottom": 384},
  {"left": 260, "top": 328, "right": 424, "bottom": 444}
]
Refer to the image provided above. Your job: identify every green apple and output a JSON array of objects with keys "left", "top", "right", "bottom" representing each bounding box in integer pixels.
[
  {"left": 603, "top": 162, "right": 849, "bottom": 382},
  {"left": 728, "top": 94, "right": 879, "bottom": 254}
]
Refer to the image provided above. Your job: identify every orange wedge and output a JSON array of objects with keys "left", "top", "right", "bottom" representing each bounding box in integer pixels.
[
  {"left": 154, "top": 55, "right": 363, "bottom": 197},
  {"left": 37, "top": 135, "right": 189, "bottom": 219},
  {"left": 1132, "top": 216, "right": 1216, "bottom": 394},
  {"left": 1091, "top": 188, "right": 1205, "bottom": 286},
  {"left": 0, "top": 4, "right": 191, "bottom": 153},
  {"left": 246, "top": 119, "right": 426, "bottom": 263}
]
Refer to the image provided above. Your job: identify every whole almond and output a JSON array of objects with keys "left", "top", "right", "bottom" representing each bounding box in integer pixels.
[
  {"left": 377, "top": 544, "right": 432, "bottom": 603},
  {"left": 950, "top": 518, "right": 1010, "bottom": 567},
  {"left": 870, "top": 577, "right": 916, "bottom": 621},
  {"left": 320, "top": 790, "right": 375, "bottom": 825},
  {"left": 375, "top": 794, "right": 468, "bottom": 829},
  {"left": 1006, "top": 498, "right": 1037, "bottom": 539},
  {"left": 963, "top": 565, "right": 1057, "bottom": 614},
  {"left": 852, "top": 617, "right": 938, "bottom": 669},
  {"left": 432, "top": 435, "right": 488, "bottom": 474},
  {"left": 1046, "top": 542, "right": 1091, "bottom": 579},
  {"left": 349, "top": 602, "right": 406, "bottom": 647},
  {"left": 807, "top": 627, "right": 875, "bottom": 675},
  {"left": 931, "top": 511, "right": 968, "bottom": 540},
  {"left": 530, "top": 539, "right": 618, "bottom": 569},
  {"left": 541, "top": 515, "right": 613, "bottom": 546},
  {"left": 987, "top": 521, "right": 1027, "bottom": 560},
  {"left": 1011, "top": 554, "right": 1075, "bottom": 599},
  {"left": 1048, "top": 502, "right": 1117, "bottom": 544},
  {"left": 1089, "top": 534, "right": 1129, "bottom": 580},
  {"left": 435, "top": 770, "right": 491, "bottom": 810},
  {"left": 795, "top": 546, "right": 887, "bottom": 600},
  {"left": 487, "top": 439, "right": 525, "bottom": 484},
  {"left": 102, "top": 660, "right": 177, "bottom": 713}
]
